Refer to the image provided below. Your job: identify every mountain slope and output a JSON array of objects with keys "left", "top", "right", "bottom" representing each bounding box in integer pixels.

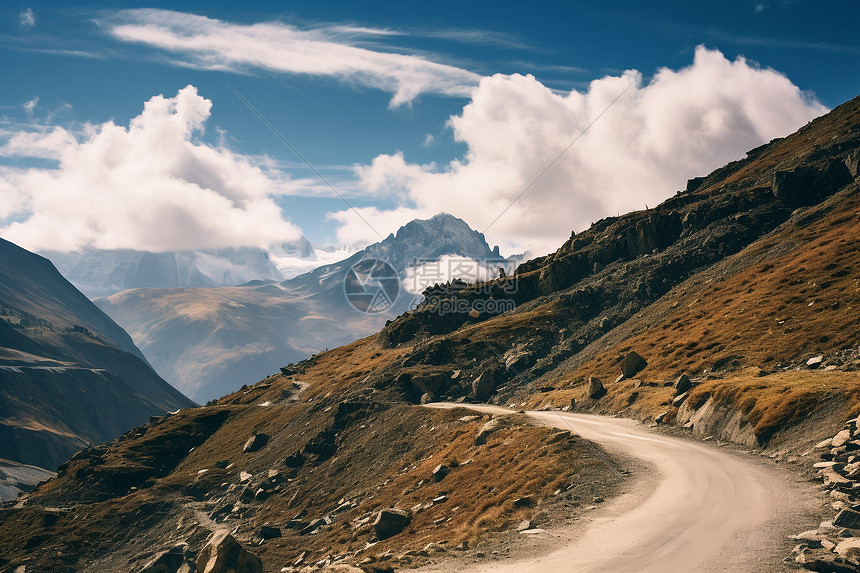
[
  {"left": 97, "top": 214, "right": 509, "bottom": 403},
  {"left": 0, "top": 238, "right": 195, "bottom": 484}
]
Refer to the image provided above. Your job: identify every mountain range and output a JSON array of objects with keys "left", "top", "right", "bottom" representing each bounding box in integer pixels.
[
  {"left": 0, "top": 239, "right": 194, "bottom": 498},
  {"left": 42, "top": 238, "right": 317, "bottom": 299},
  {"left": 95, "top": 214, "right": 512, "bottom": 402}
]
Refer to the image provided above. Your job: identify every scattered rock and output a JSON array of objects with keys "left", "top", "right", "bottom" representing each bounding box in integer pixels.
[
  {"left": 807, "top": 355, "right": 825, "bottom": 369},
  {"left": 621, "top": 351, "right": 647, "bottom": 378},
  {"left": 195, "top": 532, "right": 262, "bottom": 573},
  {"left": 587, "top": 376, "right": 606, "bottom": 399},
  {"left": 373, "top": 508, "right": 411, "bottom": 540},
  {"left": 243, "top": 434, "right": 270, "bottom": 453}
]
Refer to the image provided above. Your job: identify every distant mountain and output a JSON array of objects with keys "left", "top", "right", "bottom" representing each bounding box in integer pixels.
[
  {"left": 96, "top": 214, "right": 511, "bottom": 403},
  {"left": 42, "top": 239, "right": 316, "bottom": 298},
  {"left": 0, "top": 238, "right": 195, "bottom": 498}
]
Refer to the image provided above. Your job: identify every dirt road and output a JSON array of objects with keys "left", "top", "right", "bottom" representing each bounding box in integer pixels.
[{"left": 424, "top": 404, "right": 821, "bottom": 572}]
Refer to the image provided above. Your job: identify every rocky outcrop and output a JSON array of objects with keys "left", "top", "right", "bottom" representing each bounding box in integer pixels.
[{"left": 772, "top": 158, "right": 854, "bottom": 207}]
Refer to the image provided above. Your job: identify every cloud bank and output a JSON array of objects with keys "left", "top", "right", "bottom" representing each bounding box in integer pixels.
[
  {"left": 0, "top": 86, "right": 305, "bottom": 252},
  {"left": 336, "top": 47, "right": 827, "bottom": 255},
  {"left": 106, "top": 9, "right": 481, "bottom": 107}
]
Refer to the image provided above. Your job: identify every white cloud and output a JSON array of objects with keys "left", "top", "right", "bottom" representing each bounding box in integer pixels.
[
  {"left": 22, "top": 97, "right": 38, "bottom": 116},
  {"left": 19, "top": 8, "right": 35, "bottom": 29},
  {"left": 341, "top": 46, "right": 827, "bottom": 256},
  {"left": 105, "top": 9, "right": 481, "bottom": 108},
  {"left": 0, "top": 85, "right": 308, "bottom": 252}
]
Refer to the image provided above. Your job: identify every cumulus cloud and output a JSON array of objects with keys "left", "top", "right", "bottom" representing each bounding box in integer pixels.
[
  {"left": 0, "top": 85, "right": 308, "bottom": 252},
  {"left": 339, "top": 46, "right": 827, "bottom": 255},
  {"left": 19, "top": 8, "right": 35, "bottom": 29},
  {"left": 105, "top": 9, "right": 481, "bottom": 107}
]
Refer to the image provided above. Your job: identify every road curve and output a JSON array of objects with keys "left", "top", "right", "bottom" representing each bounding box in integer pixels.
[{"left": 425, "top": 404, "right": 811, "bottom": 573}]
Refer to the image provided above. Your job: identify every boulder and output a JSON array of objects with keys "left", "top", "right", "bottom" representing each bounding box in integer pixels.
[
  {"left": 472, "top": 371, "right": 495, "bottom": 401},
  {"left": 674, "top": 374, "right": 692, "bottom": 395},
  {"left": 588, "top": 376, "right": 606, "bottom": 399},
  {"left": 432, "top": 464, "right": 450, "bottom": 482},
  {"left": 420, "top": 392, "right": 436, "bottom": 405},
  {"left": 807, "top": 355, "right": 825, "bottom": 369},
  {"left": 621, "top": 351, "right": 647, "bottom": 378},
  {"left": 373, "top": 508, "right": 411, "bottom": 540},
  {"left": 475, "top": 419, "right": 501, "bottom": 446},
  {"left": 195, "top": 532, "right": 262, "bottom": 573},
  {"left": 242, "top": 434, "right": 269, "bottom": 453}
]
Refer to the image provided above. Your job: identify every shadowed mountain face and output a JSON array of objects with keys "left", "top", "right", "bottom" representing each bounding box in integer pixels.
[
  {"left": 96, "top": 214, "right": 509, "bottom": 403},
  {"left": 0, "top": 239, "right": 194, "bottom": 489}
]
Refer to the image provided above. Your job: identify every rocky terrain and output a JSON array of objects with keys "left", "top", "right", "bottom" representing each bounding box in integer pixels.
[
  {"left": 790, "top": 417, "right": 860, "bottom": 571},
  {"left": 0, "top": 239, "right": 194, "bottom": 497},
  {"left": 96, "top": 214, "right": 512, "bottom": 402},
  {"left": 1, "top": 95, "right": 859, "bottom": 572}
]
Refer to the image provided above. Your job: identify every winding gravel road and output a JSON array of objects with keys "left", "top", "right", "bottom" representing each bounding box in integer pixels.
[{"left": 425, "top": 404, "right": 820, "bottom": 573}]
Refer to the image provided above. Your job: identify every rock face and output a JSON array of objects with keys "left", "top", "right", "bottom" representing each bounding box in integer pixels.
[
  {"left": 472, "top": 371, "right": 495, "bottom": 401},
  {"left": 588, "top": 376, "right": 606, "bottom": 399},
  {"left": 772, "top": 158, "right": 854, "bottom": 207},
  {"left": 621, "top": 351, "right": 647, "bottom": 378},
  {"left": 195, "top": 532, "right": 262, "bottom": 573},
  {"left": 373, "top": 508, "right": 411, "bottom": 540}
]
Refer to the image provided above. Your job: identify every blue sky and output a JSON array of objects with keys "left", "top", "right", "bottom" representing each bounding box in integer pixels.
[{"left": 1, "top": 1, "right": 857, "bottom": 258}]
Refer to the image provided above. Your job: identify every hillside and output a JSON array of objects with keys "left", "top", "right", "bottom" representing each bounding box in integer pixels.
[
  {"left": 97, "top": 214, "right": 511, "bottom": 402},
  {"left": 0, "top": 239, "right": 195, "bottom": 491},
  {"left": 1, "top": 96, "right": 859, "bottom": 572}
]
